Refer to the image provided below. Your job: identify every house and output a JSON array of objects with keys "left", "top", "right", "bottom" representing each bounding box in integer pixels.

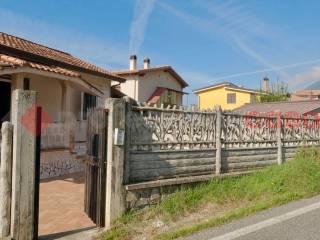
[
  {"left": 193, "top": 82, "right": 264, "bottom": 110},
  {"left": 234, "top": 100, "right": 320, "bottom": 116},
  {"left": 0, "top": 32, "right": 125, "bottom": 178},
  {"left": 112, "top": 55, "right": 189, "bottom": 106},
  {"left": 291, "top": 89, "right": 320, "bottom": 101},
  {"left": 291, "top": 81, "right": 320, "bottom": 101}
]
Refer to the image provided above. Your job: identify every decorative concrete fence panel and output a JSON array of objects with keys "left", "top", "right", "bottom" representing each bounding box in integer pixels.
[
  {"left": 125, "top": 103, "right": 320, "bottom": 184},
  {"left": 126, "top": 104, "right": 217, "bottom": 183}
]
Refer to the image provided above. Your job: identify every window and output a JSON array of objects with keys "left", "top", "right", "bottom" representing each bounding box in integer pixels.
[
  {"left": 23, "top": 78, "right": 30, "bottom": 90},
  {"left": 227, "top": 93, "right": 236, "bottom": 104},
  {"left": 82, "top": 93, "right": 97, "bottom": 120}
]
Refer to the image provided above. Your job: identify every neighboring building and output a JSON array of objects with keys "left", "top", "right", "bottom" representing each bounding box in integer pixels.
[
  {"left": 193, "top": 82, "right": 263, "bottom": 110},
  {"left": 291, "top": 89, "right": 320, "bottom": 101},
  {"left": 112, "top": 55, "right": 189, "bottom": 106},
  {"left": 0, "top": 32, "right": 125, "bottom": 178},
  {"left": 234, "top": 100, "right": 320, "bottom": 116},
  {"left": 291, "top": 81, "right": 320, "bottom": 101}
]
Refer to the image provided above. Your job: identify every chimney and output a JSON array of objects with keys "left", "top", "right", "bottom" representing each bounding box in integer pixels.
[
  {"left": 143, "top": 57, "right": 150, "bottom": 69},
  {"left": 262, "top": 76, "right": 270, "bottom": 92},
  {"left": 130, "top": 55, "right": 137, "bottom": 71}
]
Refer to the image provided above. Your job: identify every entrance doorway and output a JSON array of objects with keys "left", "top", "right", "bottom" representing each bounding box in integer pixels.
[
  {"left": 38, "top": 108, "right": 108, "bottom": 238},
  {"left": 38, "top": 172, "right": 96, "bottom": 237},
  {"left": 0, "top": 80, "right": 11, "bottom": 123}
]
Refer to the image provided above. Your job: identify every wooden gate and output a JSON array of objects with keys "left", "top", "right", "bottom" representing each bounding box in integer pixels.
[{"left": 84, "top": 108, "right": 108, "bottom": 227}]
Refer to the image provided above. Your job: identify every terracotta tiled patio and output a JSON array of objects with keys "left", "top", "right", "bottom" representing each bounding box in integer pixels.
[{"left": 39, "top": 172, "right": 95, "bottom": 236}]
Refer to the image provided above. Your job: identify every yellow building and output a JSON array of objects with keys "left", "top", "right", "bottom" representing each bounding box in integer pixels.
[{"left": 194, "top": 82, "right": 263, "bottom": 110}]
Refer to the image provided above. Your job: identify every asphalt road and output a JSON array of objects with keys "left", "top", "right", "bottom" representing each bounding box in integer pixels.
[{"left": 182, "top": 195, "right": 320, "bottom": 240}]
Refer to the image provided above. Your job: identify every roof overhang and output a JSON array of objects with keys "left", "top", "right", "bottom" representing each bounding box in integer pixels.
[
  {"left": 0, "top": 44, "right": 126, "bottom": 83},
  {"left": 147, "top": 87, "right": 188, "bottom": 104},
  {"left": 193, "top": 83, "right": 228, "bottom": 93},
  {"left": 113, "top": 66, "right": 189, "bottom": 88},
  {"left": 0, "top": 66, "right": 103, "bottom": 97},
  {"left": 165, "top": 87, "right": 189, "bottom": 95},
  {"left": 224, "top": 87, "right": 266, "bottom": 95},
  {"left": 193, "top": 84, "right": 265, "bottom": 95}
]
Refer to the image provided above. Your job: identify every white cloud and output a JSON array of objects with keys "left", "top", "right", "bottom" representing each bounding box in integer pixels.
[
  {"left": 129, "top": 0, "right": 156, "bottom": 55},
  {"left": 0, "top": 9, "right": 128, "bottom": 69}
]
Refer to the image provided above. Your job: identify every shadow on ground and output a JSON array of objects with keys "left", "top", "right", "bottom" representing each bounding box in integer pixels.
[{"left": 39, "top": 227, "right": 97, "bottom": 240}]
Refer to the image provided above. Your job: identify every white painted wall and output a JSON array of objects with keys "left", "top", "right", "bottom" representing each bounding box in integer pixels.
[
  {"left": 119, "top": 70, "right": 183, "bottom": 103},
  {"left": 119, "top": 76, "right": 138, "bottom": 100},
  {"left": 137, "top": 71, "right": 182, "bottom": 102}
]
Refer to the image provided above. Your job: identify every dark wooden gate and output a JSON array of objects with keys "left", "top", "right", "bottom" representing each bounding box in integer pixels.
[{"left": 84, "top": 108, "right": 108, "bottom": 227}]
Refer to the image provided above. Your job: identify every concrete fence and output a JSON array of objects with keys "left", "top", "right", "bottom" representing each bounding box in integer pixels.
[
  {"left": 104, "top": 99, "right": 320, "bottom": 228},
  {"left": 124, "top": 103, "right": 317, "bottom": 184}
]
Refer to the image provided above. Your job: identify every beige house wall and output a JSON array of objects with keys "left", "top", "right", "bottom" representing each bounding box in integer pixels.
[
  {"left": 11, "top": 72, "right": 111, "bottom": 122},
  {"left": 29, "top": 74, "right": 64, "bottom": 122},
  {"left": 119, "top": 70, "right": 183, "bottom": 103},
  {"left": 81, "top": 73, "right": 111, "bottom": 107}
]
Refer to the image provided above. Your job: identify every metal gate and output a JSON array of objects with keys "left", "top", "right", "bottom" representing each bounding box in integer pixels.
[{"left": 84, "top": 108, "right": 108, "bottom": 227}]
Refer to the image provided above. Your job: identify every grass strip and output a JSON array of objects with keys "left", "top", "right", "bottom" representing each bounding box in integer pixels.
[{"left": 102, "top": 146, "right": 320, "bottom": 240}]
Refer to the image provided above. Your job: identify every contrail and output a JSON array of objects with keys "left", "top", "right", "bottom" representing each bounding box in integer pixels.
[
  {"left": 129, "top": 0, "right": 156, "bottom": 55},
  {"left": 206, "top": 58, "right": 320, "bottom": 82}
]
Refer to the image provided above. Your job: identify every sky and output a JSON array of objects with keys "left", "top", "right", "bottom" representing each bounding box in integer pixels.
[{"left": 1, "top": 0, "right": 320, "bottom": 105}]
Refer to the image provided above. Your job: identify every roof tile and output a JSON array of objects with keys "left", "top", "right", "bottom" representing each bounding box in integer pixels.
[
  {"left": 0, "top": 32, "right": 124, "bottom": 81},
  {"left": 234, "top": 100, "right": 320, "bottom": 115},
  {"left": 113, "top": 65, "right": 189, "bottom": 88},
  {"left": 0, "top": 54, "right": 80, "bottom": 77}
]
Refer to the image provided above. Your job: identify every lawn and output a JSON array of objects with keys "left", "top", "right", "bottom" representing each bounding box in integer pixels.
[{"left": 102, "top": 146, "right": 320, "bottom": 240}]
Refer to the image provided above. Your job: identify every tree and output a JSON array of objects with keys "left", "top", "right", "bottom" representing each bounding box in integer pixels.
[{"left": 260, "top": 80, "right": 291, "bottom": 103}]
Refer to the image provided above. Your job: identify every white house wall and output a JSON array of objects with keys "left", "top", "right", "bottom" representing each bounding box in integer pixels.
[
  {"left": 119, "top": 70, "right": 183, "bottom": 103},
  {"left": 118, "top": 76, "right": 138, "bottom": 100}
]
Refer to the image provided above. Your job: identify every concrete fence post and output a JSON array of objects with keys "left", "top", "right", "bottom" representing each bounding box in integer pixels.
[
  {"left": 215, "top": 106, "right": 222, "bottom": 175},
  {"left": 277, "top": 113, "right": 283, "bottom": 165},
  {"left": 0, "top": 122, "right": 14, "bottom": 238},
  {"left": 11, "top": 90, "right": 37, "bottom": 240},
  {"left": 105, "top": 98, "right": 127, "bottom": 229},
  {"left": 123, "top": 97, "right": 135, "bottom": 185}
]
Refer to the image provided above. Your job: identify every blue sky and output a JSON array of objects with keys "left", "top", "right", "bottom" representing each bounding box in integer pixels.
[{"left": 1, "top": 0, "right": 320, "bottom": 104}]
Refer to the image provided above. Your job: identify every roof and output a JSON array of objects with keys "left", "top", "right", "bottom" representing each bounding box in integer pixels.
[
  {"left": 0, "top": 54, "right": 80, "bottom": 77},
  {"left": 113, "top": 65, "right": 189, "bottom": 88},
  {"left": 292, "top": 89, "right": 320, "bottom": 97},
  {"left": 193, "top": 82, "right": 262, "bottom": 94},
  {"left": 0, "top": 32, "right": 125, "bottom": 82},
  {"left": 234, "top": 100, "right": 320, "bottom": 115},
  {"left": 0, "top": 54, "right": 104, "bottom": 96}
]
